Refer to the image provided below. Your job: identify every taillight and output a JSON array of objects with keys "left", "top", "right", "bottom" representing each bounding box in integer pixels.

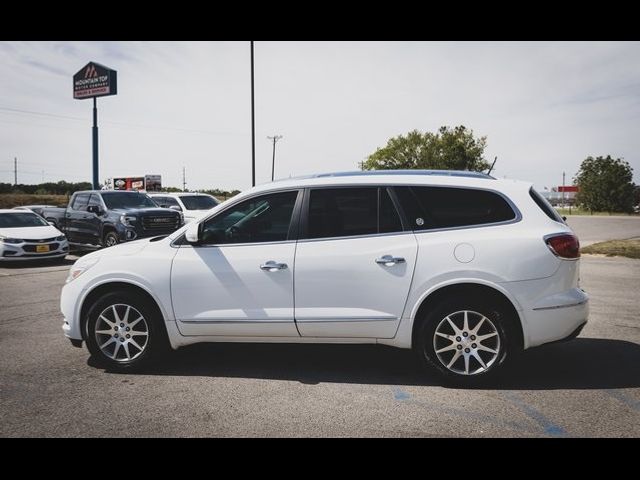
[{"left": 545, "top": 233, "right": 580, "bottom": 259}]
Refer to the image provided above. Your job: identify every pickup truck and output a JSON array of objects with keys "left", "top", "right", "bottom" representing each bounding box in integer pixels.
[{"left": 43, "top": 190, "right": 183, "bottom": 248}]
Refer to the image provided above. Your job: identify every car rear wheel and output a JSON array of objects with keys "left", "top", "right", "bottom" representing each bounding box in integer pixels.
[
  {"left": 84, "top": 291, "right": 167, "bottom": 371},
  {"left": 415, "top": 297, "right": 517, "bottom": 386}
]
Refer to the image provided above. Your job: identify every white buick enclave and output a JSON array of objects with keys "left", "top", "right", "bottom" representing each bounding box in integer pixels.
[{"left": 61, "top": 170, "right": 588, "bottom": 385}]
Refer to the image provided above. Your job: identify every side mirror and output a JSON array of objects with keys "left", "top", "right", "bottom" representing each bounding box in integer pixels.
[
  {"left": 185, "top": 221, "right": 200, "bottom": 244},
  {"left": 87, "top": 205, "right": 103, "bottom": 215},
  {"left": 169, "top": 205, "right": 182, "bottom": 212},
  {"left": 47, "top": 221, "right": 55, "bottom": 226}
]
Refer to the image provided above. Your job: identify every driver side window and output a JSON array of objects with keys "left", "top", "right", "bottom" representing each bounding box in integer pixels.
[{"left": 200, "top": 190, "right": 299, "bottom": 245}]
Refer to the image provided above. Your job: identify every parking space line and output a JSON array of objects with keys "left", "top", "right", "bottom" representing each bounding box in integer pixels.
[{"left": 500, "top": 392, "right": 568, "bottom": 437}]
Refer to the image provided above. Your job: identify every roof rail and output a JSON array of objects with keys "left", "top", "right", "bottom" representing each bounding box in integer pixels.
[{"left": 292, "top": 169, "right": 495, "bottom": 180}]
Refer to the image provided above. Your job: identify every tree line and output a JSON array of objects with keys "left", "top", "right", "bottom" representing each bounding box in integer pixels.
[
  {"left": 0, "top": 180, "right": 242, "bottom": 201},
  {"left": 0, "top": 180, "right": 92, "bottom": 196}
]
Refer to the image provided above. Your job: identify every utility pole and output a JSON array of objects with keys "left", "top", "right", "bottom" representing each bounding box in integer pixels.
[
  {"left": 267, "top": 135, "right": 283, "bottom": 181},
  {"left": 250, "top": 41, "right": 256, "bottom": 187},
  {"left": 182, "top": 167, "right": 187, "bottom": 192},
  {"left": 42, "top": 170, "right": 44, "bottom": 183},
  {"left": 562, "top": 171, "right": 566, "bottom": 209},
  {"left": 14, "top": 157, "right": 17, "bottom": 185},
  {"left": 357, "top": 160, "right": 365, "bottom": 171}
]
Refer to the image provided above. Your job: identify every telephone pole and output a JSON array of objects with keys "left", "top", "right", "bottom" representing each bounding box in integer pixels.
[
  {"left": 562, "top": 171, "right": 566, "bottom": 209},
  {"left": 14, "top": 157, "right": 17, "bottom": 185},
  {"left": 250, "top": 41, "right": 256, "bottom": 187},
  {"left": 182, "top": 167, "right": 187, "bottom": 192},
  {"left": 267, "top": 135, "right": 282, "bottom": 181}
]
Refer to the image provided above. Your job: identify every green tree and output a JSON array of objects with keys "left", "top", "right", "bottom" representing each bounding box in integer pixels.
[
  {"left": 363, "top": 125, "right": 490, "bottom": 172},
  {"left": 574, "top": 155, "right": 635, "bottom": 213}
]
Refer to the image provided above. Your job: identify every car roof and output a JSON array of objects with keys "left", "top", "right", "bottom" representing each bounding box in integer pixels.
[{"left": 0, "top": 208, "right": 39, "bottom": 214}]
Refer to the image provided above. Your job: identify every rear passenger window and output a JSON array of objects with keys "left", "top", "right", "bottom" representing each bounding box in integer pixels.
[
  {"left": 307, "top": 187, "right": 403, "bottom": 239},
  {"left": 395, "top": 186, "right": 516, "bottom": 230}
]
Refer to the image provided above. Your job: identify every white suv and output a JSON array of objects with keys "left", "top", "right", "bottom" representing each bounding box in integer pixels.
[
  {"left": 148, "top": 192, "right": 219, "bottom": 223},
  {"left": 61, "top": 170, "right": 588, "bottom": 385}
]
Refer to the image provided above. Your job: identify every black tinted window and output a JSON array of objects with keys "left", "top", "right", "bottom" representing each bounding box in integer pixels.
[
  {"left": 529, "top": 187, "right": 565, "bottom": 224},
  {"left": 201, "top": 191, "right": 298, "bottom": 245},
  {"left": 379, "top": 188, "right": 403, "bottom": 233},
  {"left": 71, "top": 194, "right": 90, "bottom": 210},
  {"left": 307, "top": 187, "right": 403, "bottom": 239},
  {"left": 395, "top": 186, "right": 516, "bottom": 230}
]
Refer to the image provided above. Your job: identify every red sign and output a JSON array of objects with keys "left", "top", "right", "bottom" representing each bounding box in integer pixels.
[{"left": 558, "top": 186, "right": 579, "bottom": 193}]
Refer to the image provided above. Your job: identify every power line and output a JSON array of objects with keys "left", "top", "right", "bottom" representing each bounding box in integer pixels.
[{"left": 0, "top": 106, "right": 245, "bottom": 136}]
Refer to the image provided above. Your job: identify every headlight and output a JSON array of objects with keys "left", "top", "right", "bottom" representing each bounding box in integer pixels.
[
  {"left": 0, "top": 237, "right": 22, "bottom": 244},
  {"left": 55, "top": 235, "right": 66, "bottom": 242},
  {"left": 120, "top": 215, "right": 137, "bottom": 227},
  {"left": 66, "top": 257, "right": 100, "bottom": 284}
]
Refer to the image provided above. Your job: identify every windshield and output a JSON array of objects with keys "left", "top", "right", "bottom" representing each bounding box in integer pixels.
[
  {"left": 0, "top": 212, "right": 49, "bottom": 228},
  {"left": 101, "top": 192, "right": 158, "bottom": 210},
  {"left": 180, "top": 195, "right": 219, "bottom": 210}
]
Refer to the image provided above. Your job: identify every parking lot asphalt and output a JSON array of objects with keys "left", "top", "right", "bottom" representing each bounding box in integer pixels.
[
  {"left": 566, "top": 215, "right": 640, "bottom": 246},
  {"left": 1, "top": 253, "right": 639, "bottom": 437}
]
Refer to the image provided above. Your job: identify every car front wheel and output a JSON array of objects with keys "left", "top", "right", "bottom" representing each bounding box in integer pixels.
[{"left": 84, "top": 291, "right": 167, "bottom": 371}]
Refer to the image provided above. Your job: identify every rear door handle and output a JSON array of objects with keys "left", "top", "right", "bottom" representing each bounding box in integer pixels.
[
  {"left": 260, "top": 261, "right": 288, "bottom": 272},
  {"left": 375, "top": 255, "right": 406, "bottom": 266}
]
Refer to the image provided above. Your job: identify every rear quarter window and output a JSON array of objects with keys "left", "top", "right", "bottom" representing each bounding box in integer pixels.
[
  {"left": 529, "top": 187, "right": 566, "bottom": 224},
  {"left": 395, "top": 186, "right": 517, "bottom": 230}
]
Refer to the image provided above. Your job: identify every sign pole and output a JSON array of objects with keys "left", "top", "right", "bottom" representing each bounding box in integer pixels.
[
  {"left": 92, "top": 97, "right": 99, "bottom": 189},
  {"left": 73, "top": 61, "right": 117, "bottom": 190}
]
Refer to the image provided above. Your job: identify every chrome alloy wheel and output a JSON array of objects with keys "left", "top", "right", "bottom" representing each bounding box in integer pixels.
[
  {"left": 94, "top": 304, "right": 149, "bottom": 362},
  {"left": 432, "top": 310, "right": 501, "bottom": 375}
]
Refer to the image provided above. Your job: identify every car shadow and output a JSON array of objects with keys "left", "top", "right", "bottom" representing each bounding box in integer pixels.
[
  {"left": 96, "top": 337, "right": 640, "bottom": 390},
  {"left": 0, "top": 257, "right": 76, "bottom": 268}
]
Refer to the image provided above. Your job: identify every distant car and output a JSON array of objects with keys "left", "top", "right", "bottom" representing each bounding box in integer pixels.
[
  {"left": 0, "top": 209, "right": 69, "bottom": 261},
  {"left": 149, "top": 192, "right": 220, "bottom": 223},
  {"left": 12, "top": 205, "right": 58, "bottom": 217}
]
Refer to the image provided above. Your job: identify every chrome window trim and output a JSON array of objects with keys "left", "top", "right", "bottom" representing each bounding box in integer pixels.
[
  {"left": 171, "top": 182, "right": 522, "bottom": 246},
  {"left": 171, "top": 187, "right": 303, "bottom": 248}
]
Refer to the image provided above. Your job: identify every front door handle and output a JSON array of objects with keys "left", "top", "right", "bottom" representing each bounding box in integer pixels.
[
  {"left": 260, "top": 260, "right": 288, "bottom": 272},
  {"left": 375, "top": 255, "right": 406, "bottom": 266}
]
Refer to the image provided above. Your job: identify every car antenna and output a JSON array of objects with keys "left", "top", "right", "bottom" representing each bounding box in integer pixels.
[{"left": 487, "top": 156, "right": 497, "bottom": 175}]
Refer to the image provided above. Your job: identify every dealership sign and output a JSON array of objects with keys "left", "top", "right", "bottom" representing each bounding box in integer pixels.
[{"left": 73, "top": 62, "right": 118, "bottom": 99}]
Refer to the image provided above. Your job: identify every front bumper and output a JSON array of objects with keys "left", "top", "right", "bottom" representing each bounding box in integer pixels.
[{"left": 1, "top": 240, "right": 69, "bottom": 260}]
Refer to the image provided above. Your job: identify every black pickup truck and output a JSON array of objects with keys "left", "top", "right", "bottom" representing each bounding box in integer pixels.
[{"left": 43, "top": 190, "right": 183, "bottom": 248}]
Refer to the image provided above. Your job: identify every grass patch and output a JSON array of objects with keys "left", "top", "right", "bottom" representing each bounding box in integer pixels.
[
  {"left": 581, "top": 239, "right": 640, "bottom": 259},
  {"left": 0, "top": 193, "right": 69, "bottom": 209}
]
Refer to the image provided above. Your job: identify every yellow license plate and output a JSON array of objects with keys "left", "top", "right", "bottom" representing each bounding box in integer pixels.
[{"left": 36, "top": 245, "right": 50, "bottom": 253}]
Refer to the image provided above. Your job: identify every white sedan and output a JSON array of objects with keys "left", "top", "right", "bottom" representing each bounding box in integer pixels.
[{"left": 0, "top": 209, "right": 69, "bottom": 261}]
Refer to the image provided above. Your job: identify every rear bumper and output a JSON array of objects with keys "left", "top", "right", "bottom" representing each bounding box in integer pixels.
[{"left": 525, "top": 288, "right": 589, "bottom": 347}]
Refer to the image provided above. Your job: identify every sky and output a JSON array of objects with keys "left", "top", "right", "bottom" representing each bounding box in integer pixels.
[{"left": 1, "top": 41, "right": 639, "bottom": 191}]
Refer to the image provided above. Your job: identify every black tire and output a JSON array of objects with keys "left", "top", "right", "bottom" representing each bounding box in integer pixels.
[
  {"left": 414, "top": 296, "right": 518, "bottom": 387},
  {"left": 84, "top": 290, "right": 168, "bottom": 371},
  {"left": 103, "top": 230, "right": 119, "bottom": 248}
]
